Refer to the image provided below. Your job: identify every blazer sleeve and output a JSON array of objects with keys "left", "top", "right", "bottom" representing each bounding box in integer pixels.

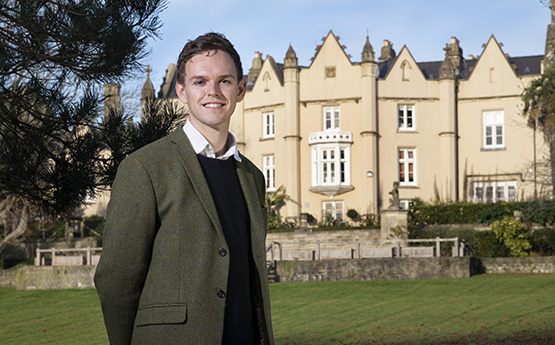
[{"left": 94, "top": 154, "right": 158, "bottom": 345}]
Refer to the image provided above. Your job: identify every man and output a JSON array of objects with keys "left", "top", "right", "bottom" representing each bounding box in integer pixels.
[{"left": 94, "top": 32, "right": 274, "bottom": 345}]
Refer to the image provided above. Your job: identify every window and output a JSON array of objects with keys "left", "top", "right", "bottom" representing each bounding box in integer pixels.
[
  {"left": 263, "top": 155, "right": 275, "bottom": 192},
  {"left": 322, "top": 201, "right": 344, "bottom": 221},
  {"left": 312, "top": 145, "right": 350, "bottom": 187},
  {"left": 323, "top": 106, "right": 340, "bottom": 131},
  {"left": 473, "top": 181, "right": 517, "bottom": 203},
  {"left": 399, "top": 200, "right": 411, "bottom": 210},
  {"left": 398, "top": 105, "right": 415, "bottom": 131},
  {"left": 483, "top": 111, "right": 504, "bottom": 149},
  {"left": 263, "top": 111, "right": 274, "bottom": 138},
  {"left": 399, "top": 148, "right": 416, "bottom": 186}
]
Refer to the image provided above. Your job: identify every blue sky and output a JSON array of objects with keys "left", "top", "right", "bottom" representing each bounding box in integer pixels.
[{"left": 125, "top": 0, "right": 551, "bottom": 96}]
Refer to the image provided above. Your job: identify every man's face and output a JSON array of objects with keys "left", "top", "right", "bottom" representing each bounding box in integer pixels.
[{"left": 176, "top": 50, "right": 246, "bottom": 134}]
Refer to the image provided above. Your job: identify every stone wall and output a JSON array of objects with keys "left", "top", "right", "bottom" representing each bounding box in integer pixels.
[
  {"left": 2, "top": 256, "right": 555, "bottom": 290},
  {"left": 14, "top": 265, "right": 96, "bottom": 290},
  {"left": 478, "top": 257, "right": 555, "bottom": 274},
  {"left": 275, "top": 257, "right": 474, "bottom": 282},
  {"left": 0, "top": 269, "right": 17, "bottom": 288}
]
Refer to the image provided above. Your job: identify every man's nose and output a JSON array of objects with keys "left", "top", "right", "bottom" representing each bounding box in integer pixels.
[{"left": 207, "top": 81, "right": 221, "bottom": 96}]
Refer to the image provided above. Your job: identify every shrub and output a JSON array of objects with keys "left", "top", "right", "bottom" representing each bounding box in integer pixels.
[
  {"left": 346, "top": 209, "right": 359, "bottom": 220},
  {"left": 491, "top": 216, "right": 531, "bottom": 257},
  {"left": 530, "top": 228, "right": 555, "bottom": 256},
  {"left": 474, "top": 230, "right": 509, "bottom": 258},
  {"left": 83, "top": 216, "right": 105, "bottom": 237},
  {"left": 518, "top": 200, "right": 555, "bottom": 226},
  {"left": 410, "top": 225, "right": 478, "bottom": 256}
]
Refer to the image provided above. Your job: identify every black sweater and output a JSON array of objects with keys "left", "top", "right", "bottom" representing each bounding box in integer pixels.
[{"left": 197, "top": 154, "right": 257, "bottom": 345}]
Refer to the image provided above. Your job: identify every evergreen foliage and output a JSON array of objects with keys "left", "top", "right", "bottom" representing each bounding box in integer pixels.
[
  {"left": 522, "top": 64, "right": 555, "bottom": 197},
  {"left": 0, "top": 0, "right": 186, "bottom": 255}
]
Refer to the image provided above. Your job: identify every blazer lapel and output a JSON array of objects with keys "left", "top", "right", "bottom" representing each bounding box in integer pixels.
[{"left": 168, "top": 130, "right": 223, "bottom": 235}]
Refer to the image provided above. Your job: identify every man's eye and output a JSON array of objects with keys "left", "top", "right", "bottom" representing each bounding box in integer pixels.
[
  {"left": 221, "top": 79, "right": 230, "bottom": 84},
  {"left": 194, "top": 80, "right": 204, "bottom": 85}
]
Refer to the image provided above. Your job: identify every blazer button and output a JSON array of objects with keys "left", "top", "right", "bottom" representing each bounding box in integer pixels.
[
  {"left": 218, "top": 248, "right": 227, "bottom": 257},
  {"left": 217, "top": 289, "right": 226, "bottom": 298}
]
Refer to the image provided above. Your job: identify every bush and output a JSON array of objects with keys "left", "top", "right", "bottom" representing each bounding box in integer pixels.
[
  {"left": 491, "top": 216, "right": 531, "bottom": 257},
  {"left": 408, "top": 202, "right": 523, "bottom": 233},
  {"left": 518, "top": 200, "right": 555, "bottom": 226},
  {"left": 83, "top": 216, "right": 105, "bottom": 237},
  {"left": 410, "top": 225, "right": 478, "bottom": 256},
  {"left": 474, "top": 231, "right": 509, "bottom": 258},
  {"left": 346, "top": 209, "right": 359, "bottom": 220},
  {"left": 530, "top": 228, "right": 555, "bottom": 256}
]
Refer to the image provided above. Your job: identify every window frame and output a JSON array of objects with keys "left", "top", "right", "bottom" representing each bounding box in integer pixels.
[
  {"left": 398, "top": 104, "right": 415, "bottom": 131},
  {"left": 263, "top": 154, "right": 276, "bottom": 192},
  {"left": 322, "top": 200, "right": 344, "bottom": 221},
  {"left": 398, "top": 148, "right": 417, "bottom": 186},
  {"left": 323, "top": 106, "right": 341, "bottom": 131},
  {"left": 262, "top": 111, "right": 275, "bottom": 138},
  {"left": 472, "top": 181, "right": 517, "bottom": 203},
  {"left": 311, "top": 144, "right": 351, "bottom": 187},
  {"left": 482, "top": 110, "right": 504, "bottom": 149}
]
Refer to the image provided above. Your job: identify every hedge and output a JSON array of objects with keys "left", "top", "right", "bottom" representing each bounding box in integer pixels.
[{"left": 408, "top": 200, "right": 555, "bottom": 232}]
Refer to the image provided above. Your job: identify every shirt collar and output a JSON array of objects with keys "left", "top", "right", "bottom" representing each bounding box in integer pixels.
[{"left": 183, "top": 120, "right": 242, "bottom": 162}]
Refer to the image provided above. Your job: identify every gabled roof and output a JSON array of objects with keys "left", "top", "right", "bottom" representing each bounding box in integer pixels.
[
  {"left": 247, "top": 56, "right": 284, "bottom": 91},
  {"left": 376, "top": 55, "right": 542, "bottom": 81}
]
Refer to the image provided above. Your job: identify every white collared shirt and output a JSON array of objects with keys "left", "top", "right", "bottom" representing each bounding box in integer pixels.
[{"left": 183, "top": 120, "right": 242, "bottom": 162}]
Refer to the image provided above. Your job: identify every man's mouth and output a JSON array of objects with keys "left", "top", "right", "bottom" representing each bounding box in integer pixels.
[{"left": 203, "top": 103, "right": 225, "bottom": 108}]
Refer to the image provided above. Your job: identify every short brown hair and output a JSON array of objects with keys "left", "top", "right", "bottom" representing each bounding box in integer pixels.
[{"left": 176, "top": 32, "right": 243, "bottom": 85}]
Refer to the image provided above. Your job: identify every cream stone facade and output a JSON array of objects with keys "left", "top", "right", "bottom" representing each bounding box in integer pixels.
[{"left": 147, "top": 7, "right": 555, "bottom": 226}]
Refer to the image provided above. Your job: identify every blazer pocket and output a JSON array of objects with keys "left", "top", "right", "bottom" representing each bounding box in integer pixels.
[{"left": 135, "top": 304, "right": 187, "bottom": 327}]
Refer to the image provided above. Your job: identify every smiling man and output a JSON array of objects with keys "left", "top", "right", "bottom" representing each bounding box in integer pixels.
[{"left": 94, "top": 33, "right": 275, "bottom": 345}]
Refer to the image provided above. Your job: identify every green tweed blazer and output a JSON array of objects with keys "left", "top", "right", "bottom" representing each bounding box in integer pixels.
[{"left": 94, "top": 129, "right": 274, "bottom": 345}]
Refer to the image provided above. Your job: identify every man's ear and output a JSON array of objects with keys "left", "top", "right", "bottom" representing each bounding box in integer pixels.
[
  {"left": 175, "top": 82, "right": 188, "bottom": 104},
  {"left": 236, "top": 78, "right": 247, "bottom": 102}
]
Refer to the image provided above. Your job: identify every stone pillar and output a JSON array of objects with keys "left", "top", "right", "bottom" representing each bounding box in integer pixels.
[
  {"left": 360, "top": 36, "right": 379, "bottom": 214},
  {"left": 438, "top": 40, "right": 459, "bottom": 202},
  {"left": 283, "top": 45, "right": 301, "bottom": 222},
  {"left": 438, "top": 78, "right": 457, "bottom": 201},
  {"left": 380, "top": 209, "right": 408, "bottom": 240}
]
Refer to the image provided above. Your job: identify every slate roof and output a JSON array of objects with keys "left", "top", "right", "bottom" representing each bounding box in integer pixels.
[
  {"left": 376, "top": 55, "right": 543, "bottom": 80},
  {"left": 157, "top": 54, "right": 544, "bottom": 98}
]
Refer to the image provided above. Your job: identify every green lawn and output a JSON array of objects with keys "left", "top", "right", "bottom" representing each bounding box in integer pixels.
[{"left": 1, "top": 274, "right": 554, "bottom": 344}]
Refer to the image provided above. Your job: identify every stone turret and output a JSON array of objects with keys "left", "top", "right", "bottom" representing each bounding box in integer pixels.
[
  {"left": 379, "top": 40, "right": 396, "bottom": 61},
  {"left": 141, "top": 65, "right": 155, "bottom": 102},
  {"left": 439, "top": 57, "right": 456, "bottom": 80},
  {"left": 283, "top": 43, "right": 301, "bottom": 222},
  {"left": 443, "top": 37, "right": 464, "bottom": 73},
  {"left": 284, "top": 44, "right": 298, "bottom": 68},
  {"left": 544, "top": 0, "right": 555, "bottom": 69},
  {"left": 361, "top": 36, "right": 375, "bottom": 62},
  {"left": 103, "top": 83, "right": 121, "bottom": 116},
  {"left": 247, "top": 52, "right": 263, "bottom": 83}
]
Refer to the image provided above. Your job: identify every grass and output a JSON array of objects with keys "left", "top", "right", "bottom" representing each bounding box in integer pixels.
[
  {"left": 0, "top": 288, "right": 108, "bottom": 344},
  {"left": 0, "top": 274, "right": 554, "bottom": 344},
  {"left": 271, "top": 274, "right": 555, "bottom": 344}
]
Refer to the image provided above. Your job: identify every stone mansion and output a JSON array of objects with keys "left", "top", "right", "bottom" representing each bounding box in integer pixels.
[{"left": 89, "top": 5, "right": 555, "bottom": 225}]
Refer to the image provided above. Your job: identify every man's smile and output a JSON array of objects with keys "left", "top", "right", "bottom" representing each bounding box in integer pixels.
[{"left": 203, "top": 102, "right": 225, "bottom": 108}]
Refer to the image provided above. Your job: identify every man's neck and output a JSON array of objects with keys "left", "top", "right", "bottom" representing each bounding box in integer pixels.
[{"left": 189, "top": 119, "right": 229, "bottom": 156}]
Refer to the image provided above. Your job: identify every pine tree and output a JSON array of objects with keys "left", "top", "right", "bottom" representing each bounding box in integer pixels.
[{"left": 0, "top": 0, "right": 185, "bottom": 254}]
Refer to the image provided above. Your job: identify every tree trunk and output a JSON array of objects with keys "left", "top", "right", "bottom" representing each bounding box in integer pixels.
[{"left": 0, "top": 202, "right": 30, "bottom": 255}]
